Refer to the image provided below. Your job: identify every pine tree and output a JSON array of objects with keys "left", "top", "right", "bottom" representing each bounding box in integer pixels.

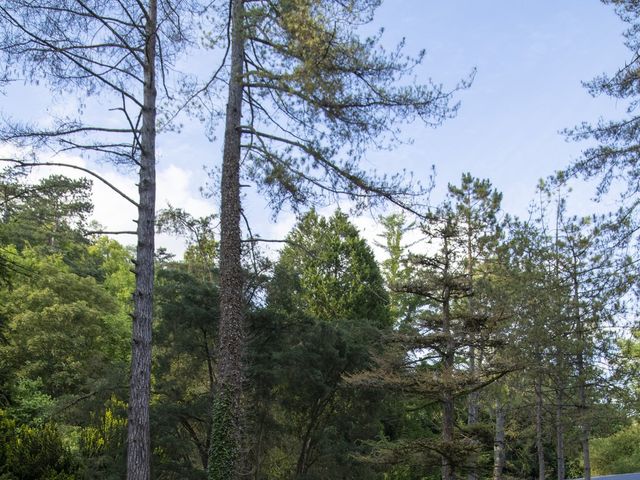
[
  {"left": 207, "top": 1, "right": 470, "bottom": 477},
  {"left": 0, "top": 1, "right": 194, "bottom": 476}
]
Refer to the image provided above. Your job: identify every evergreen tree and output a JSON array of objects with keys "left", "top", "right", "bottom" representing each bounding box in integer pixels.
[
  {"left": 251, "top": 210, "right": 390, "bottom": 479},
  {"left": 0, "top": 1, "right": 196, "bottom": 475},
  {"left": 207, "top": 1, "right": 469, "bottom": 476}
]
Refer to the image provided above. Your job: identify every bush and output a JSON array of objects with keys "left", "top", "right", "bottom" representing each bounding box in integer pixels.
[
  {"left": 591, "top": 422, "right": 640, "bottom": 475},
  {"left": 0, "top": 410, "right": 78, "bottom": 479}
]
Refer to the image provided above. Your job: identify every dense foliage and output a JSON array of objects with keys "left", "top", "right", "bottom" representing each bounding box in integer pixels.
[
  {"left": 0, "top": 1, "right": 640, "bottom": 479},
  {"left": 0, "top": 169, "right": 637, "bottom": 479}
]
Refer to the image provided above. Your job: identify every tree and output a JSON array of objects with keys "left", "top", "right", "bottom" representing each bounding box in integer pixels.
[
  {"left": 565, "top": 1, "right": 640, "bottom": 246},
  {"left": 254, "top": 210, "right": 390, "bottom": 479},
  {"left": 271, "top": 210, "right": 389, "bottom": 326},
  {"left": 447, "top": 173, "right": 502, "bottom": 480},
  {"left": 554, "top": 213, "right": 633, "bottom": 480},
  {"left": 0, "top": 172, "right": 93, "bottom": 266},
  {"left": 153, "top": 264, "right": 219, "bottom": 477},
  {"left": 351, "top": 187, "right": 509, "bottom": 480},
  {"left": 0, "top": 1, "right": 193, "bottom": 476},
  {"left": 0, "top": 248, "right": 129, "bottom": 406},
  {"left": 208, "top": 1, "right": 469, "bottom": 476}
]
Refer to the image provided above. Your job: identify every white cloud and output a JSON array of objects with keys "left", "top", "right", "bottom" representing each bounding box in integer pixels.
[{"left": 1, "top": 144, "right": 215, "bottom": 257}]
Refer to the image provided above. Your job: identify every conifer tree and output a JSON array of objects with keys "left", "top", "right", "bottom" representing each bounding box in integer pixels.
[
  {"left": 208, "top": 1, "right": 470, "bottom": 478},
  {"left": 0, "top": 1, "right": 194, "bottom": 477}
]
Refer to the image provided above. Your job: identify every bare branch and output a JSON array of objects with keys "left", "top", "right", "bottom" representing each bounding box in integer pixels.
[{"left": 0, "top": 158, "right": 139, "bottom": 207}]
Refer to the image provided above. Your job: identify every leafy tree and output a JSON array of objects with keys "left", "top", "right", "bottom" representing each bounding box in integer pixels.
[
  {"left": 0, "top": 0, "right": 195, "bottom": 475},
  {"left": 0, "top": 249, "right": 129, "bottom": 412},
  {"left": 77, "top": 396, "right": 128, "bottom": 480},
  {"left": 0, "top": 172, "right": 94, "bottom": 278},
  {"left": 376, "top": 213, "right": 422, "bottom": 327},
  {"left": 271, "top": 210, "right": 389, "bottom": 326},
  {"left": 157, "top": 207, "right": 218, "bottom": 283},
  {"left": 589, "top": 422, "right": 640, "bottom": 475},
  {"left": 152, "top": 265, "right": 219, "bottom": 478}
]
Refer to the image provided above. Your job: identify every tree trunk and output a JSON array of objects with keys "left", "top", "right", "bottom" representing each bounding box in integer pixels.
[
  {"left": 465, "top": 198, "right": 479, "bottom": 480},
  {"left": 442, "top": 230, "right": 455, "bottom": 480},
  {"left": 126, "top": 1, "right": 157, "bottom": 478},
  {"left": 555, "top": 387, "right": 565, "bottom": 480},
  {"left": 579, "top": 363, "right": 591, "bottom": 480},
  {"left": 492, "top": 400, "right": 505, "bottom": 480},
  {"left": 535, "top": 375, "right": 545, "bottom": 480},
  {"left": 569, "top": 262, "right": 591, "bottom": 480},
  {"left": 467, "top": 346, "right": 479, "bottom": 480},
  {"left": 209, "top": 0, "right": 245, "bottom": 478}
]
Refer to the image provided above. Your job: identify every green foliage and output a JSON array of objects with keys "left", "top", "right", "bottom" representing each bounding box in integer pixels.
[
  {"left": 590, "top": 422, "right": 640, "bottom": 475},
  {"left": 376, "top": 213, "right": 421, "bottom": 327},
  {"left": 0, "top": 410, "right": 79, "bottom": 480},
  {"left": 271, "top": 209, "right": 389, "bottom": 326},
  {"left": 231, "top": 0, "right": 465, "bottom": 212},
  {"left": 250, "top": 210, "right": 390, "bottom": 479},
  {"left": 156, "top": 207, "right": 218, "bottom": 281},
  {"left": 9, "top": 377, "right": 55, "bottom": 424},
  {"left": 77, "top": 396, "right": 127, "bottom": 480},
  {"left": 208, "top": 390, "right": 237, "bottom": 480},
  {"left": 0, "top": 248, "right": 128, "bottom": 401},
  {"left": 152, "top": 265, "right": 219, "bottom": 477},
  {"left": 0, "top": 173, "right": 94, "bottom": 272}
]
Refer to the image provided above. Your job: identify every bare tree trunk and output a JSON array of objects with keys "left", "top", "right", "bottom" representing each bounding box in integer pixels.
[
  {"left": 535, "top": 375, "right": 545, "bottom": 480},
  {"left": 467, "top": 348, "right": 479, "bottom": 480},
  {"left": 492, "top": 400, "right": 505, "bottom": 480},
  {"left": 442, "top": 231, "right": 455, "bottom": 480},
  {"left": 572, "top": 266, "right": 591, "bottom": 480},
  {"left": 126, "top": 1, "right": 158, "bottom": 478},
  {"left": 579, "top": 373, "right": 591, "bottom": 480},
  {"left": 465, "top": 196, "right": 478, "bottom": 480},
  {"left": 209, "top": 0, "right": 245, "bottom": 478},
  {"left": 555, "top": 387, "right": 565, "bottom": 480}
]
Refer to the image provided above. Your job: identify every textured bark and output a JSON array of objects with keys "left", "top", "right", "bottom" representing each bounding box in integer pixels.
[
  {"left": 492, "top": 400, "right": 505, "bottom": 480},
  {"left": 210, "top": 0, "right": 245, "bottom": 478},
  {"left": 535, "top": 375, "right": 545, "bottom": 480},
  {"left": 126, "top": 1, "right": 157, "bottom": 478}
]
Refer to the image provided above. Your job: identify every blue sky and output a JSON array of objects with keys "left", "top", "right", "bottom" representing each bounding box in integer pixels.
[
  {"left": 0, "top": 1, "right": 632, "bottom": 255},
  {"left": 366, "top": 1, "right": 628, "bottom": 214}
]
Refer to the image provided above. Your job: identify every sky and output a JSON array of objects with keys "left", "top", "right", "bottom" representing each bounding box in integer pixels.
[{"left": 0, "top": 0, "right": 632, "bottom": 257}]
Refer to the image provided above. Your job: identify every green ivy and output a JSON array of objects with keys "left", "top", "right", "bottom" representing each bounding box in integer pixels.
[{"left": 208, "top": 389, "right": 237, "bottom": 480}]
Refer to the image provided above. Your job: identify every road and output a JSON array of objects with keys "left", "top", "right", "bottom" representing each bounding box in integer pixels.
[{"left": 574, "top": 474, "right": 640, "bottom": 480}]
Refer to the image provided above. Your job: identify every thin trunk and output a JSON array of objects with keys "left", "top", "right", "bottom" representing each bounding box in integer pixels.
[
  {"left": 209, "top": 0, "right": 245, "bottom": 478},
  {"left": 492, "top": 400, "right": 505, "bottom": 480},
  {"left": 573, "top": 266, "right": 591, "bottom": 480},
  {"left": 126, "top": 1, "right": 157, "bottom": 478},
  {"left": 553, "top": 197, "right": 564, "bottom": 480},
  {"left": 555, "top": 387, "right": 565, "bottom": 480},
  {"left": 579, "top": 380, "right": 591, "bottom": 480},
  {"left": 442, "top": 228, "right": 455, "bottom": 480},
  {"left": 466, "top": 212, "right": 478, "bottom": 480},
  {"left": 295, "top": 391, "right": 334, "bottom": 477},
  {"left": 535, "top": 375, "right": 545, "bottom": 480}
]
